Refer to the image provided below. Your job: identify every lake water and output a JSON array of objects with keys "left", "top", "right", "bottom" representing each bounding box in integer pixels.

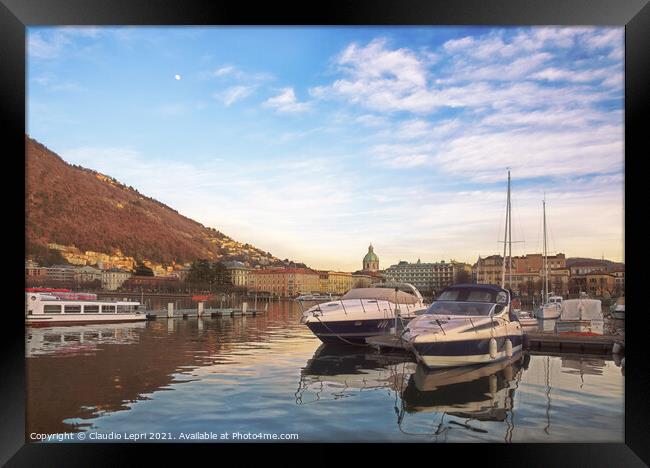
[{"left": 26, "top": 301, "right": 624, "bottom": 443}]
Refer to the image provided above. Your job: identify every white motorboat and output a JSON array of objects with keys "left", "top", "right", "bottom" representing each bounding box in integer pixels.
[
  {"left": 610, "top": 297, "right": 625, "bottom": 320},
  {"left": 516, "top": 310, "right": 538, "bottom": 327},
  {"left": 535, "top": 295, "right": 563, "bottom": 319},
  {"left": 402, "top": 284, "right": 523, "bottom": 369},
  {"left": 555, "top": 298, "right": 604, "bottom": 335},
  {"left": 301, "top": 283, "right": 428, "bottom": 344},
  {"left": 26, "top": 291, "right": 145, "bottom": 327}
]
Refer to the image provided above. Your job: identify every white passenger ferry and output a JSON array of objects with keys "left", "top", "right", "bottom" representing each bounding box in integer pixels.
[{"left": 25, "top": 290, "right": 145, "bottom": 327}]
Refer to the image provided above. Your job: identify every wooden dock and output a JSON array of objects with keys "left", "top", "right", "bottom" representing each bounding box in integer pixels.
[
  {"left": 145, "top": 307, "right": 266, "bottom": 319},
  {"left": 366, "top": 332, "right": 624, "bottom": 355},
  {"left": 525, "top": 331, "right": 623, "bottom": 354}
]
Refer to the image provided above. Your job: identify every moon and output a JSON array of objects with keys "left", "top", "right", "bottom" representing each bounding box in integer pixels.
[{"left": 174, "top": 74, "right": 182, "bottom": 81}]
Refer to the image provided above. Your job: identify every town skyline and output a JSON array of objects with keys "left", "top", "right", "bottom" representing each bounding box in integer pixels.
[{"left": 28, "top": 26, "right": 624, "bottom": 270}]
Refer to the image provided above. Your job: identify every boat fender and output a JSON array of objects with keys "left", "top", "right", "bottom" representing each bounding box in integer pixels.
[
  {"left": 489, "top": 338, "right": 497, "bottom": 359},
  {"left": 505, "top": 338, "right": 513, "bottom": 357},
  {"left": 489, "top": 374, "right": 497, "bottom": 395}
]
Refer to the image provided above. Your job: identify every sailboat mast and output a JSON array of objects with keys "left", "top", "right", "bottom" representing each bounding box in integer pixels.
[
  {"left": 501, "top": 170, "right": 510, "bottom": 288},
  {"left": 508, "top": 172, "right": 513, "bottom": 288},
  {"left": 543, "top": 198, "right": 548, "bottom": 303}
]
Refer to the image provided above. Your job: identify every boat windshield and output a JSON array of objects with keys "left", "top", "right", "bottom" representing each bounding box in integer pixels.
[{"left": 424, "top": 301, "right": 495, "bottom": 317}]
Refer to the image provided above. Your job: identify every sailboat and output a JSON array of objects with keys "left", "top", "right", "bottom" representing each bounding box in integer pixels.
[{"left": 534, "top": 198, "right": 561, "bottom": 320}]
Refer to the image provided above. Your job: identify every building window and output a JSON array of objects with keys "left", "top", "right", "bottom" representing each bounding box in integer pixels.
[{"left": 44, "top": 305, "right": 62, "bottom": 314}]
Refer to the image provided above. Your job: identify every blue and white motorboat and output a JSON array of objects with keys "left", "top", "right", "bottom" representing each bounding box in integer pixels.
[
  {"left": 301, "top": 283, "right": 428, "bottom": 344},
  {"left": 402, "top": 284, "right": 523, "bottom": 369}
]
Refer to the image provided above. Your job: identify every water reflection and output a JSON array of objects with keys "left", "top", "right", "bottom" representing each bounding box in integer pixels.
[
  {"left": 26, "top": 300, "right": 623, "bottom": 442},
  {"left": 296, "top": 344, "right": 416, "bottom": 404}
]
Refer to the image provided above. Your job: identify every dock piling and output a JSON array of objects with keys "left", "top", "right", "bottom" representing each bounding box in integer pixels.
[{"left": 167, "top": 303, "right": 174, "bottom": 318}]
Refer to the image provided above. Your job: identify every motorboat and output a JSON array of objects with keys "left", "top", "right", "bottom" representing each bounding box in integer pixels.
[
  {"left": 535, "top": 295, "right": 563, "bottom": 319},
  {"left": 516, "top": 310, "right": 538, "bottom": 327},
  {"left": 26, "top": 291, "right": 145, "bottom": 327},
  {"left": 610, "top": 297, "right": 625, "bottom": 320},
  {"left": 300, "top": 283, "right": 428, "bottom": 344},
  {"left": 555, "top": 298, "right": 604, "bottom": 335},
  {"left": 402, "top": 284, "right": 523, "bottom": 369}
]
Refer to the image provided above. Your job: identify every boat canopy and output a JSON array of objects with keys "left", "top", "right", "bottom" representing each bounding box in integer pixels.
[
  {"left": 437, "top": 284, "right": 508, "bottom": 304},
  {"left": 341, "top": 288, "right": 420, "bottom": 304},
  {"left": 560, "top": 299, "right": 603, "bottom": 320}
]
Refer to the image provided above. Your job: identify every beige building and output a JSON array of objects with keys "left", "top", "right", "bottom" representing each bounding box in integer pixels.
[
  {"left": 101, "top": 268, "right": 132, "bottom": 291},
  {"left": 223, "top": 261, "right": 251, "bottom": 288},
  {"left": 474, "top": 253, "right": 569, "bottom": 296},
  {"left": 74, "top": 265, "right": 103, "bottom": 285},
  {"left": 249, "top": 267, "right": 320, "bottom": 297},
  {"left": 327, "top": 271, "right": 356, "bottom": 295}
]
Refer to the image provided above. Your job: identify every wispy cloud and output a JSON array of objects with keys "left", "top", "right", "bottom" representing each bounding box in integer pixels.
[
  {"left": 214, "top": 85, "right": 257, "bottom": 106},
  {"left": 263, "top": 88, "right": 310, "bottom": 113}
]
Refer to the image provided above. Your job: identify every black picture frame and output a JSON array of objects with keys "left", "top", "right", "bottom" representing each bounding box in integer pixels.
[{"left": 2, "top": 0, "right": 647, "bottom": 465}]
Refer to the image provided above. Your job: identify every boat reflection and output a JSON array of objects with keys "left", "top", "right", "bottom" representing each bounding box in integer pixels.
[
  {"left": 297, "top": 345, "right": 529, "bottom": 438},
  {"left": 295, "top": 344, "right": 416, "bottom": 404},
  {"left": 26, "top": 322, "right": 147, "bottom": 357},
  {"left": 403, "top": 354, "right": 526, "bottom": 418}
]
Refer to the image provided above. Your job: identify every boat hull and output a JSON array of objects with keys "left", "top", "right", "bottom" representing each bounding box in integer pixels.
[
  {"left": 305, "top": 317, "right": 412, "bottom": 344},
  {"left": 26, "top": 314, "right": 147, "bottom": 327},
  {"left": 411, "top": 335, "right": 523, "bottom": 369},
  {"left": 535, "top": 304, "right": 561, "bottom": 319}
]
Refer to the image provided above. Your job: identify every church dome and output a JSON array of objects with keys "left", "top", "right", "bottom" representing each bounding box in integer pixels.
[{"left": 363, "top": 244, "right": 379, "bottom": 263}]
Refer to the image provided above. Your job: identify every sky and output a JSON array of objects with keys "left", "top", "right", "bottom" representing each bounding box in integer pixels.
[{"left": 27, "top": 26, "right": 624, "bottom": 271}]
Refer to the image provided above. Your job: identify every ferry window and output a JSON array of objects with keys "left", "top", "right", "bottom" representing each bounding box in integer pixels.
[
  {"left": 64, "top": 305, "right": 81, "bottom": 314},
  {"left": 102, "top": 305, "right": 116, "bottom": 314},
  {"left": 84, "top": 305, "right": 100, "bottom": 314},
  {"left": 43, "top": 305, "right": 62, "bottom": 314},
  {"left": 117, "top": 305, "right": 133, "bottom": 314}
]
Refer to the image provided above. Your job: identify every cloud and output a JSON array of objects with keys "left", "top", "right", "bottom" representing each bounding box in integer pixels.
[
  {"left": 214, "top": 85, "right": 257, "bottom": 106},
  {"left": 263, "top": 88, "right": 310, "bottom": 113},
  {"left": 202, "top": 64, "right": 273, "bottom": 82}
]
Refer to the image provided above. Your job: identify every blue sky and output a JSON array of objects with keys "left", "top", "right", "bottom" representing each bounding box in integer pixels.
[{"left": 27, "top": 26, "right": 624, "bottom": 270}]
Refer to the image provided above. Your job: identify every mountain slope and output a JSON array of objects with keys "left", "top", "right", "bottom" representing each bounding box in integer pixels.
[{"left": 25, "top": 136, "right": 281, "bottom": 267}]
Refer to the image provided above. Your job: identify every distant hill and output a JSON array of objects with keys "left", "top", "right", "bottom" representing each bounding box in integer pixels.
[
  {"left": 25, "top": 136, "right": 286, "bottom": 269},
  {"left": 566, "top": 257, "right": 625, "bottom": 272}
]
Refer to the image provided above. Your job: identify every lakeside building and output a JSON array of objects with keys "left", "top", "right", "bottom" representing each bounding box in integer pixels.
[
  {"left": 122, "top": 274, "right": 179, "bottom": 292},
  {"left": 384, "top": 259, "right": 471, "bottom": 295},
  {"left": 327, "top": 271, "right": 356, "bottom": 295},
  {"left": 222, "top": 261, "right": 251, "bottom": 288},
  {"left": 44, "top": 265, "right": 77, "bottom": 283},
  {"left": 74, "top": 265, "right": 103, "bottom": 284},
  {"left": 568, "top": 260, "right": 609, "bottom": 277},
  {"left": 612, "top": 268, "right": 625, "bottom": 292},
  {"left": 249, "top": 267, "right": 320, "bottom": 297},
  {"left": 474, "top": 253, "right": 570, "bottom": 296},
  {"left": 101, "top": 268, "right": 133, "bottom": 291}
]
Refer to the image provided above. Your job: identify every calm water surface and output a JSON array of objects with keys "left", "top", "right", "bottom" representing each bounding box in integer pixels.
[{"left": 26, "top": 301, "right": 624, "bottom": 442}]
